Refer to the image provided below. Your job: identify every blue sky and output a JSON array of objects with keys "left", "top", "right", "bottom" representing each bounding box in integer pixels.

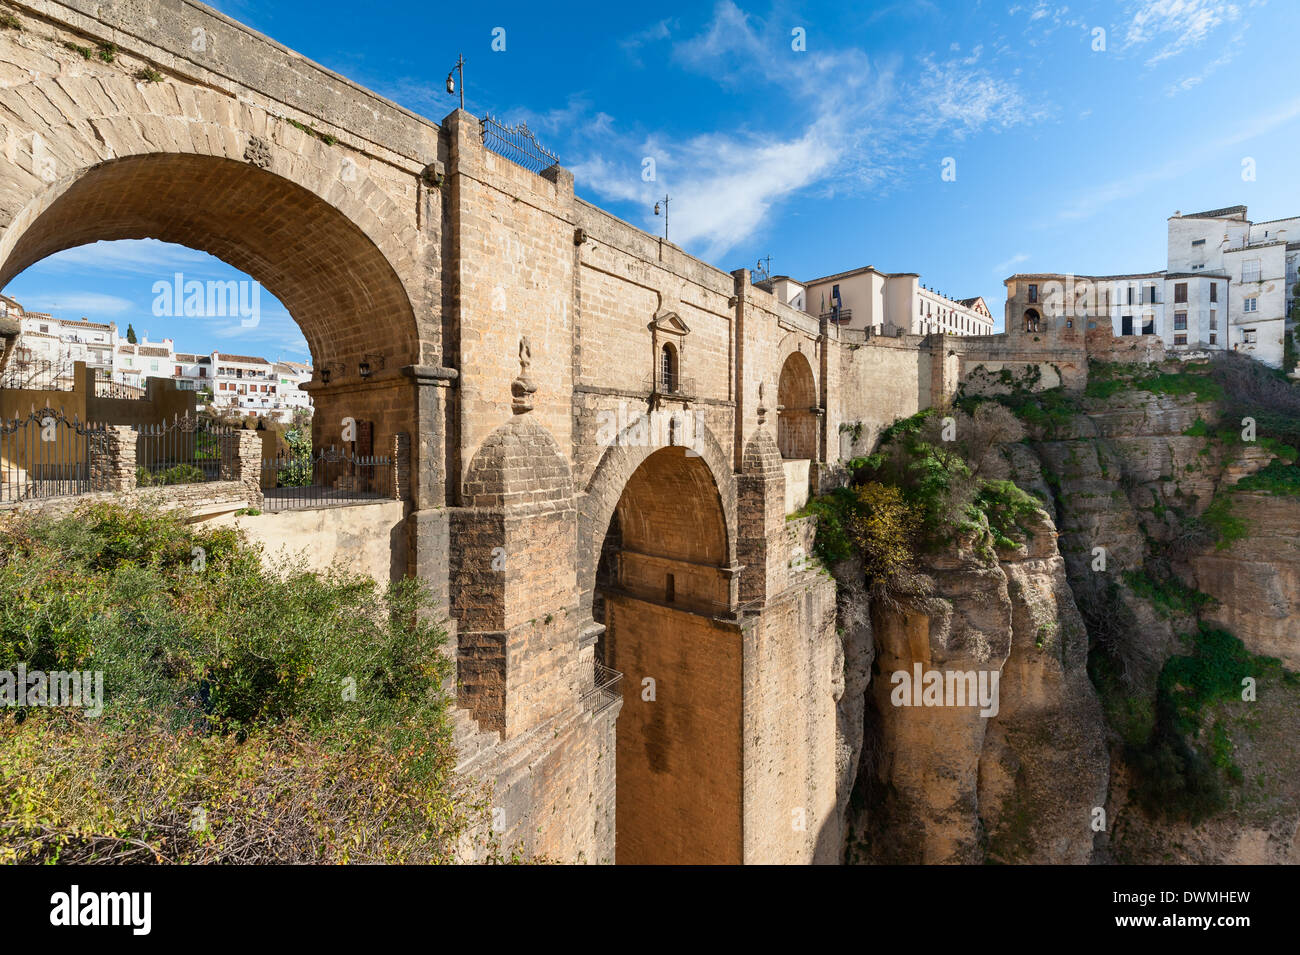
[{"left": 5, "top": 0, "right": 1298, "bottom": 358}]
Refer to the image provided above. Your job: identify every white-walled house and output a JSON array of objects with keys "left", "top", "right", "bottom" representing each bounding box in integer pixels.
[
  {"left": 1002, "top": 205, "right": 1298, "bottom": 369},
  {"left": 798, "top": 266, "right": 995, "bottom": 337},
  {"left": 1166, "top": 206, "right": 1298, "bottom": 367}
]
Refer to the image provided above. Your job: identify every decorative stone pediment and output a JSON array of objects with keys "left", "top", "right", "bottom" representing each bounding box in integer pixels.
[{"left": 651, "top": 309, "right": 690, "bottom": 337}]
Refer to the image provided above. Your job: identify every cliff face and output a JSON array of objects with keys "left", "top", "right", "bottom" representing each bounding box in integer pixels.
[
  {"left": 1194, "top": 493, "right": 1300, "bottom": 670},
  {"left": 836, "top": 372, "right": 1300, "bottom": 865},
  {"left": 844, "top": 501, "right": 1108, "bottom": 864}
]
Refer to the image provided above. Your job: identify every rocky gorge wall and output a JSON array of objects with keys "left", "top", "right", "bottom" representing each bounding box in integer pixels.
[{"left": 827, "top": 359, "right": 1300, "bottom": 864}]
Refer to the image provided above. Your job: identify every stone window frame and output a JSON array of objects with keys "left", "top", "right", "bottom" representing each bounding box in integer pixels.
[{"left": 649, "top": 309, "right": 691, "bottom": 398}]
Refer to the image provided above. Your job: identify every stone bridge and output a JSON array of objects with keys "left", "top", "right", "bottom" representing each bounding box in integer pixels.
[{"left": 0, "top": 0, "right": 955, "bottom": 863}]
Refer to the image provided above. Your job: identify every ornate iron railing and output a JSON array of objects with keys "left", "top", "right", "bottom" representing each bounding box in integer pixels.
[
  {"left": 481, "top": 114, "right": 559, "bottom": 174},
  {"left": 134, "top": 414, "right": 235, "bottom": 486},
  {"left": 260, "top": 447, "right": 393, "bottom": 511},
  {"left": 642, "top": 371, "right": 696, "bottom": 398},
  {"left": 0, "top": 408, "right": 106, "bottom": 503}
]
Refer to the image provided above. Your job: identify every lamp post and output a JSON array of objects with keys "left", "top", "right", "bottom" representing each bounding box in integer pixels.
[
  {"left": 446, "top": 53, "right": 465, "bottom": 111},
  {"left": 654, "top": 194, "right": 670, "bottom": 241}
]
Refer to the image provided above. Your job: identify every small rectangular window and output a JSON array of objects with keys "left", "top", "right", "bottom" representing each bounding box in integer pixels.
[
  {"left": 1174, "top": 283, "right": 1187, "bottom": 303},
  {"left": 1209, "top": 333, "right": 1217, "bottom": 345},
  {"left": 1028, "top": 284, "right": 1038, "bottom": 303},
  {"left": 1191, "top": 238, "right": 1206, "bottom": 247},
  {"left": 1242, "top": 259, "right": 1261, "bottom": 283},
  {"left": 1244, "top": 329, "right": 1258, "bottom": 344},
  {"left": 1209, "top": 283, "right": 1218, "bottom": 303},
  {"left": 665, "top": 573, "right": 675, "bottom": 603},
  {"left": 1244, "top": 297, "right": 1258, "bottom": 313},
  {"left": 1174, "top": 312, "right": 1187, "bottom": 330},
  {"left": 1174, "top": 334, "right": 1187, "bottom": 346}
]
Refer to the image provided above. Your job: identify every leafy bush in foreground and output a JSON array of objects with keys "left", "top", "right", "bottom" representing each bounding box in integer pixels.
[{"left": 0, "top": 503, "right": 492, "bottom": 864}]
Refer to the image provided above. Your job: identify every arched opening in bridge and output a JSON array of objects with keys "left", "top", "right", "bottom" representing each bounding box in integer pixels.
[
  {"left": 776, "top": 350, "right": 817, "bottom": 460},
  {"left": 594, "top": 445, "right": 739, "bottom": 864},
  {"left": 0, "top": 153, "right": 420, "bottom": 502}
]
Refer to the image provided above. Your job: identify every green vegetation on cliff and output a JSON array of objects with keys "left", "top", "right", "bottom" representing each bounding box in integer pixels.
[{"left": 801, "top": 405, "right": 1045, "bottom": 591}]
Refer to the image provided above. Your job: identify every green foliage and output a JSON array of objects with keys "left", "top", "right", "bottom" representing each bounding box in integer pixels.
[
  {"left": 0, "top": 504, "right": 487, "bottom": 863},
  {"left": 845, "top": 482, "right": 921, "bottom": 585},
  {"left": 1233, "top": 459, "right": 1300, "bottom": 496},
  {"left": 1182, "top": 417, "right": 1210, "bottom": 437},
  {"left": 1, "top": 12, "right": 23, "bottom": 29},
  {"left": 125, "top": 322, "right": 137, "bottom": 344},
  {"left": 1086, "top": 361, "right": 1223, "bottom": 402},
  {"left": 97, "top": 42, "right": 117, "bottom": 63},
  {"left": 1122, "top": 625, "right": 1258, "bottom": 822},
  {"left": 134, "top": 67, "right": 163, "bottom": 83},
  {"left": 63, "top": 41, "right": 93, "bottom": 58},
  {"left": 1200, "top": 495, "right": 1249, "bottom": 550},
  {"left": 277, "top": 427, "right": 314, "bottom": 487},
  {"left": 135, "top": 463, "right": 206, "bottom": 487},
  {"left": 975, "top": 479, "right": 1043, "bottom": 551},
  {"left": 1121, "top": 570, "right": 1215, "bottom": 619},
  {"left": 1159, "top": 626, "right": 1253, "bottom": 736},
  {"left": 801, "top": 486, "right": 858, "bottom": 565}
]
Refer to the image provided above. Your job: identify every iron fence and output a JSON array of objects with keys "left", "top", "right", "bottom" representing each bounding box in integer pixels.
[
  {"left": 94, "top": 369, "right": 145, "bottom": 400},
  {"left": 481, "top": 114, "right": 559, "bottom": 173},
  {"left": 261, "top": 446, "right": 393, "bottom": 511},
  {"left": 0, "top": 408, "right": 106, "bottom": 503},
  {"left": 0, "top": 358, "right": 77, "bottom": 391},
  {"left": 134, "top": 415, "right": 235, "bottom": 486}
]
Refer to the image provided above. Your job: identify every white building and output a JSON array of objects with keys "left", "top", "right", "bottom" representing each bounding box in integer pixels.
[
  {"left": 1166, "top": 206, "right": 1299, "bottom": 368},
  {"left": 1004, "top": 205, "right": 1299, "bottom": 369},
  {"left": 114, "top": 337, "right": 177, "bottom": 389},
  {"left": 2, "top": 296, "right": 120, "bottom": 387},
  {"left": 791, "top": 266, "right": 996, "bottom": 337}
]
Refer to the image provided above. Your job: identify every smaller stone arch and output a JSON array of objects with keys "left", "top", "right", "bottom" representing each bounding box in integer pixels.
[
  {"left": 777, "top": 350, "right": 818, "bottom": 460},
  {"left": 1023, "top": 308, "right": 1042, "bottom": 333}
]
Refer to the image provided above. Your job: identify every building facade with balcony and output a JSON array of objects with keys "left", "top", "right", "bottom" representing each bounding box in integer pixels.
[
  {"left": 3, "top": 296, "right": 120, "bottom": 388},
  {"left": 796, "top": 266, "right": 996, "bottom": 337},
  {"left": 1002, "top": 206, "right": 1295, "bottom": 368}
]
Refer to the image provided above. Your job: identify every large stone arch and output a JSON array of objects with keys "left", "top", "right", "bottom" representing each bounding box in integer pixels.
[
  {"left": 0, "top": 64, "right": 428, "bottom": 367},
  {"left": 0, "top": 63, "right": 437, "bottom": 499},
  {"left": 577, "top": 416, "right": 738, "bottom": 617}
]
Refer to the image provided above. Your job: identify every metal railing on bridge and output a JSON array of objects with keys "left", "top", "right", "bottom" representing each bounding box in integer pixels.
[
  {"left": 585, "top": 662, "right": 623, "bottom": 714},
  {"left": 481, "top": 114, "right": 560, "bottom": 174},
  {"left": 260, "top": 447, "right": 393, "bottom": 511}
]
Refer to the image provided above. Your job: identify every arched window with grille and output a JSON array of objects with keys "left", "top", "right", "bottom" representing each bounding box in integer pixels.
[{"left": 661, "top": 342, "right": 678, "bottom": 393}]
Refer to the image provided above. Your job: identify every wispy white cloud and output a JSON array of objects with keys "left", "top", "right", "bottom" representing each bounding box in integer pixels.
[
  {"left": 1058, "top": 93, "right": 1300, "bottom": 220},
  {"left": 32, "top": 239, "right": 214, "bottom": 276},
  {"left": 994, "top": 252, "right": 1031, "bottom": 274},
  {"left": 541, "top": 1, "right": 1043, "bottom": 259},
  {"left": 1123, "top": 0, "right": 1244, "bottom": 66},
  {"left": 19, "top": 292, "right": 134, "bottom": 316}
]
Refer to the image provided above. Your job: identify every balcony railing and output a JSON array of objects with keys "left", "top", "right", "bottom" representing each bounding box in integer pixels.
[
  {"left": 585, "top": 662, "right": 623, "bottom": 713},
  {"left": 819, "top": 308, "right": 853, "bottom": 324},
  {"left": 642, "top": 372, "right": 695, "bottom": 398}
]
